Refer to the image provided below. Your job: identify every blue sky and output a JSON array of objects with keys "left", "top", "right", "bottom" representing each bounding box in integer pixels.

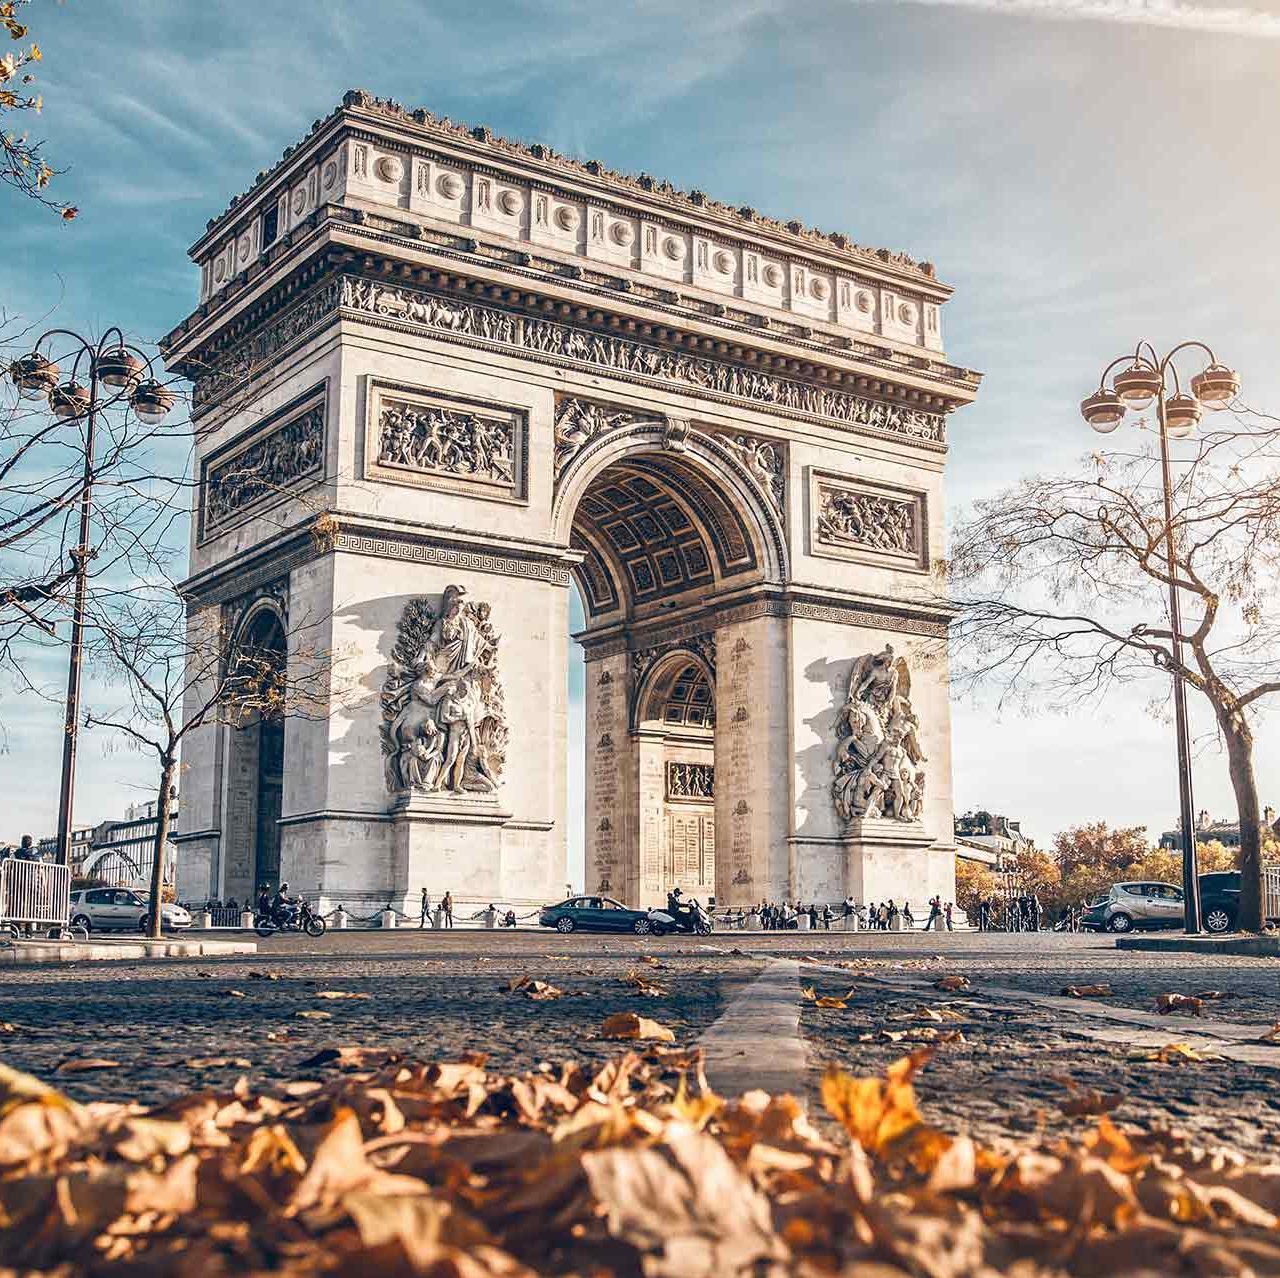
[{"left": 4, "top": 0, "right": 1280, "bottom": 870}]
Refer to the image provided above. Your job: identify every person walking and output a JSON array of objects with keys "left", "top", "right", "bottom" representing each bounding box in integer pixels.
[
  {"left": 808, "top": 903, "right": 818, "bottom": 931},
  {"left": 926, "top": 896, "right": 942, "bottom": 930},
  {"left": 419, "top": 887, "right": 432, "bottom": 929},
  {"left": 822, "top": 903, "right": 833, "bottom": 930},
  {"left": 944, "top": 901, "right": 954, "bottom": 931},
  {"left": 442, "top": 891, "right": 454, "bottom": 928}
]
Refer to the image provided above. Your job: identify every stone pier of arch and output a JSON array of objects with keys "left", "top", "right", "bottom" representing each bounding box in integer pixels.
[{"left": 161, "top": 91, "right": 980, "bottom": 916}]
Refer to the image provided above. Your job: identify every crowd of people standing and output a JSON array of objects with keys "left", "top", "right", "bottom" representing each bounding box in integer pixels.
[{"left": 746, "top": 896, "right": 956, "bottom": 930}]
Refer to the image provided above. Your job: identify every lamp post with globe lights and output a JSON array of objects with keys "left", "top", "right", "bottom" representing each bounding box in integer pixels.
[
  {"left": 1080, "top": 342, "right": 1241, "bottom": 934},
  {"left": 8, "top": 330, "right": 176, "bottom": 870}
]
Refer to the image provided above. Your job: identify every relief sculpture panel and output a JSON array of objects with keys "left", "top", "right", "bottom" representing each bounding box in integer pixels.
[
  {"left": 367, "top": 383, "right": 525, "bottom": 500},
  {"left": 832, "top": 645, "right": 927, "bottom": 824},
  {"left": 381, "top": 585, "right": 507, "bottom": 796},
  {"left": 810, "top": 471, "right": 927, "bottom": 570}
]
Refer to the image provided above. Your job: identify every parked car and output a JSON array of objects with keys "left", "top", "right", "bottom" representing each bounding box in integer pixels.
[
  {"left": 538, "top": 895, "right": 654, "bottom": 934},
  {"left": 69, "top": 888, "right": 191, "bottom": 934},
  {"left": 1080, "top": 881, "right": 1186, "bottom": 933}
]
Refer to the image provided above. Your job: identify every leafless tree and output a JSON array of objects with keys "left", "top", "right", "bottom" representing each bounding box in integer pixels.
[
  {"left": 948, "top": 410, "right": 1280, "bottom": 931},
  {"left": 81, "top": 566, "right": 338, "bottom": 938}
]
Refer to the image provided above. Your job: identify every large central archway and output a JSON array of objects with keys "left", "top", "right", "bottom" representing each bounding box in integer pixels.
[{"left": 560, "top": 424, "right": 786, "bottom": 909}]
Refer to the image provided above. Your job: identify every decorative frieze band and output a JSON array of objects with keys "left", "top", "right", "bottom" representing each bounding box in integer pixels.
[{"left": 333, "top": 276, "right": 946, "bottom": 445}]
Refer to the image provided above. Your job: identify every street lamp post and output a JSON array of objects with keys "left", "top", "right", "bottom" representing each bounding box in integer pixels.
[
  {"left": 8, "top": 330, "right": 176, "bottom": 869},
  {"left": 1080, "top": 342, "right": 1241, "bottom": 935}
]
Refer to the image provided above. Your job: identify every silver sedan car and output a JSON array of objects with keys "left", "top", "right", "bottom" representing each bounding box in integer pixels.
[
  {"left": 69, "top": 888, "right": 191, "bottom": 933},
  {"left": 1093, "top": 881, "right": 1185, "bottom": 933}
]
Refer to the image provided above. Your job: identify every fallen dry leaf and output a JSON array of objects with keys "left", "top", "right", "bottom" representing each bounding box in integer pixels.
[
  {"left": 54, "top": 1059, "right": 120, "bottom": 1073},
  {"left": 220, "top": 989, "right": 248, "bottom": 998},
  {"left": 933, "top": 975, "right": 970, "bottom": 992},
  {"left": 1156, "top": 993, "right": 1205, "bottom": 1016},
  {"left": 1061, "top": 983, "right": 1114, "bottom": 997},
  {"left": 600, "top": 1012, "right": 676, "bottom": 1043},
  {"left": 187, "top": 1056, "right": 253, "bottom": 1070},
  {"left": 624, "top": 969, "right": 668, "bottom": 997},
  {"left": 1055, "top": 1077, "right": 1125, "bottom": 1117},
  {"left": 295, "top": 1010, "right": 333, "bottom": 1021},
  {"left": 1194, "top": 989, "right": 1230, "bottom": 1001},
  {"left": 313, "top": 990, "right": 371, "bottom": 1000},
  {"left": 1259, "top": 1022, "right": 1280, "bottom": 1043},
  {"left": 506, "top": 975, "right": 565, "bottom": 1001}
]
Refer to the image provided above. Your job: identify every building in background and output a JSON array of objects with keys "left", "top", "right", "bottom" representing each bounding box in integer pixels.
[
  {"left": 954, "top": 810, "right": 1032, "bottom": 868},
  {"left": 1157, "top": 807, "right": 1279, "bottom": 851}
]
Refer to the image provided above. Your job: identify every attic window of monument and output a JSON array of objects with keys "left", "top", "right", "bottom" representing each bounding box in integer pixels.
[
  {"left": 662, "top": 665, "right": 714, "bottom": 729},
  {"left": 262, "top": 206, "right": 279, "bottom": 248}
]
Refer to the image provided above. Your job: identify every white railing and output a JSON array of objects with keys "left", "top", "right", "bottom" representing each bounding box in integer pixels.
[
  {"left": 1264, "top": 867, "right": 1280, "bottom": 922},
  {"left": 0, "top": 860, "right": 71, "bottom": 927}
]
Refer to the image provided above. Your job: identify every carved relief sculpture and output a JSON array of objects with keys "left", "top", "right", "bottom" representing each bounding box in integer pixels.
[
  {"left": 553, "top": 397, "right": 662, "bottom": 478},
  {"left": 667, "top": 761, "right": 714, "bottom": 801},
  {"left": 719, "top": 431, "right": 785, "bottom": 514},
  {"left": 378, "top": 398, "right": 514, "bottom": 486},
  {"left": 204, "top": 403, "right": 325, "bottom": 533},
  {"left": 832, "top": 644, "right": 927, "bottom": 824},
  {"left": 817, "top": 485, "right": 916, "bottom": 556},
  {"left": 381, "top": 586, "right": 507, "bottom": 796}
]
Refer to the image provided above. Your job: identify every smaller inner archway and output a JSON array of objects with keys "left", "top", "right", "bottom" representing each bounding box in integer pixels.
[
  {"left": 221, "top": 605, "right": 287, "bottom": 902},
  {"left": 635, "top": 653, "right": 715, "bottom": 907}
]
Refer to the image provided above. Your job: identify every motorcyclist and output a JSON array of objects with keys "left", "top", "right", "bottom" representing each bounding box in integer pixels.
[
  {"left": 256, "top": 885, "right": 271, "bottom": 920},
  {"left": 271, "top": 882, "right": 297, "bottom": 926}
]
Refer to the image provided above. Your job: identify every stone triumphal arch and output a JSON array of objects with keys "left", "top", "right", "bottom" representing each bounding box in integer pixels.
[{"left": 163, "top": 91, "right": 980, "bottom": 915}]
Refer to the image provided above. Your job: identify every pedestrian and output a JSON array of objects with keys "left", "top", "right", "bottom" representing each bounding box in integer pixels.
[
  {"left": 926, "top": 896, "right": 941, "bottom": 929},
  {"left": 419, "top": 886, "right": 432, "bottom": 929},
  {"left": 903, "top": 900, "right": 914, "bottom": 928},
  {"left": 15, "top": 834, "right": 34, "bottom": 860},
  {"left": 822, "top": 903, "right": 833, "bottom": 930},
  {"left": 944, "top": 901, "right": 954, "bottom": 931},
  {"left": 808, "top": 903, "right": 818, "bottom": 930},
  {"left": 1029, "top": 894, "right": 1041, "bottom": 932},
  {"left": 442, "top": 891, "right": 453, "bottom": 928}
]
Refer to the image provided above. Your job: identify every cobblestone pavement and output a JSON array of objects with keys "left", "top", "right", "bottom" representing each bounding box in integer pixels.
[{"left": 3, "top": 929, "right": 1278, "bottom": 1157}]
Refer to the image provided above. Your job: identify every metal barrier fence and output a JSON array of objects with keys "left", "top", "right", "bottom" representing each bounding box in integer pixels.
[
  {"left": 0, "top": 859, "right": 71, "bottom": 927},
  {"left": 1265, "top": 867, "right": 1280, "bottom": 921}
]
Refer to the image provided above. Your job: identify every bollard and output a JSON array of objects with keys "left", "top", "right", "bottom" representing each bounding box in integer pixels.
[
  {"left": 333, "top": 908, "right": 348, "bottom": 930},
  {"left": 745, "top": 913, "right": 761, "bottom": 931},
  {"left": 796, "top": 914, "right": 810, "bottom": 931},
  {"left": 433, "top": 907, "right": 445, "bottom": 929},
  {"left": 380, "top": 908, "right": 397, "bottom": 929},
  {"left": 197, "top": 909, "right": 213, "bottom": 930},
  {"left": 890, "top": 914, "right": 903, "bottom": 932},
  {"left": 484, "top": 908, "right": 497, "bottom": 929},
  {"left": 932, "top": 914, "right": 945, "bottom": 931}
]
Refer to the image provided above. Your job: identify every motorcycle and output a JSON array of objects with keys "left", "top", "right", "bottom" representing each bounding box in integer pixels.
[
  {"left": 647, "top": 901, "right": 713, "bottom": 936},
  {"left": 255, "top": 899, "right": 327, "bottom": 938}
]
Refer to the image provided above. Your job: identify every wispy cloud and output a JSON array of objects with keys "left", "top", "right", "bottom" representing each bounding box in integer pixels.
[{"left": 870, "top": 0, "right": 1280, "bottom": 36}]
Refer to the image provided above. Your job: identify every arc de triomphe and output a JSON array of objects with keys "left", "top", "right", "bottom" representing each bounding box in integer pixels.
[{"left": 163, "top": 91, "right": 980, "bottom": 915}]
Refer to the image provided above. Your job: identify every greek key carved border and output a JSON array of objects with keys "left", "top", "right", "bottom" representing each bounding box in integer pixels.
[{"left": 332, "top": 531, "right": 572, "bottom": 585}]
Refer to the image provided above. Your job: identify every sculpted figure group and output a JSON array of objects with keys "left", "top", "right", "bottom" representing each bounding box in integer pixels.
[
  {"left": 381, "top": 586, "right": 508, "bottom": 796},
  {"left": 833, "top": 644, "right": 927, "bottom": 824}
]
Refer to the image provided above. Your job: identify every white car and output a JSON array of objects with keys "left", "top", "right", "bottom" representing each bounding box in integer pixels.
[{"left": 69, "top": 888, "right": 191, "bottom": 934}]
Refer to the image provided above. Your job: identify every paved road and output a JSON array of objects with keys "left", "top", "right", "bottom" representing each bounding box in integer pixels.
[{"left": 3, "top": 930, "right": 1278, "bottom": 1153}]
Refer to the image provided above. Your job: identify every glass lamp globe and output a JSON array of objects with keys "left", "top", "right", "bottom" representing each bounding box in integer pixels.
[
  {"left": 10, "top": 354, "right": 60, "bottom": 401},
  {"left": 94, "top": 347, "right": 145, "bottom": 389},
  {"left": 1163, "top": 393, "right": 1202, "bottom": 438},
  {"left": 1081, "top": 388, "right": 1126, "bottom": 433},
  {"left": 1112, "top": 364, "right": 1162, "bottom": 411},
  {"left": 50, "top": 381, "right": 91, "bottom": 420},
  {"left": 129, "top": 379, "right": 176, "bottom": 425},
  {"left": 1190, "top": 364, "right": 1240, "bottom": 410}
]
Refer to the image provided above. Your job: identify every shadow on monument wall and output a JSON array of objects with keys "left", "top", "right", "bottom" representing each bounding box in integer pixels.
[{"left": 794, "top": 655, "right": 853, "bottom": 839}]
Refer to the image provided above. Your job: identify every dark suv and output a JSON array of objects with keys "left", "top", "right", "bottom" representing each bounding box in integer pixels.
[{"left": 1199, "top": 872, "right": 1242, "bottom": 934}]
